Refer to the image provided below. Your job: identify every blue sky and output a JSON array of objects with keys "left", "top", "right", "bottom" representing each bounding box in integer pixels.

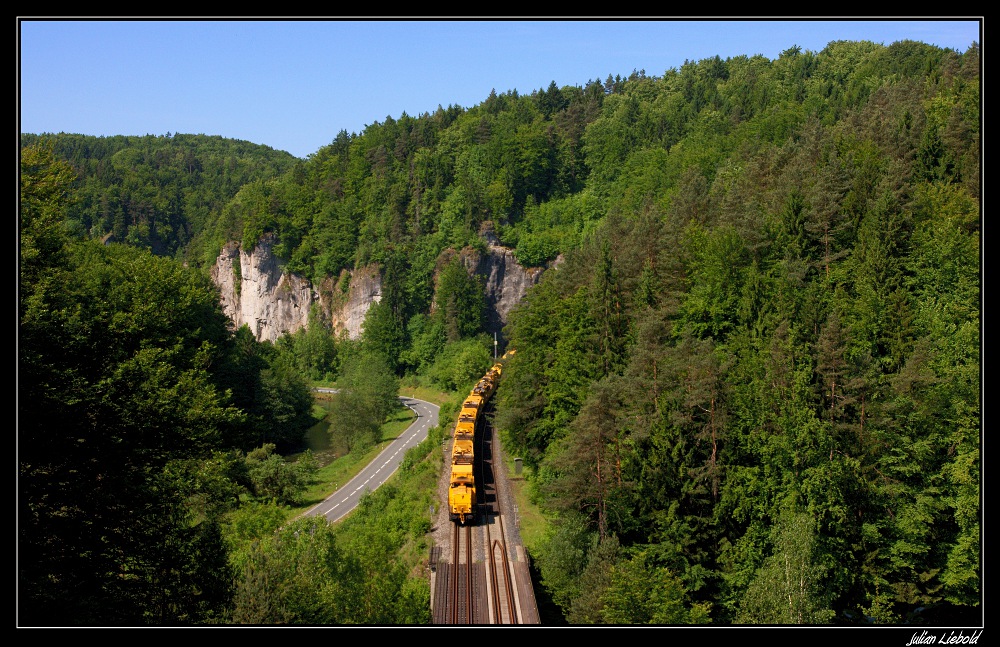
[{"left": 19, "top": 18, "right": 982, "bottom": 160}]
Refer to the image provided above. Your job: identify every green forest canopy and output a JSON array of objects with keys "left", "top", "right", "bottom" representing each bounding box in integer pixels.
[{"left": 20, "top": 38, "right": 980, "bottom": 625}]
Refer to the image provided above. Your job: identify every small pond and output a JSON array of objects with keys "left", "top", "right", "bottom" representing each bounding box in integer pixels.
[{"left": 288, "top": 395, "right": 350, "bottom": 465}]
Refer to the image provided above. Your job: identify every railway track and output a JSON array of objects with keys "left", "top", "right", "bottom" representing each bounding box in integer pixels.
[
  {"left": 482, "top": 417, "right": 518, "bottom": 624},
  {"left": 432, "top": 403, "right": 540, "bottom": 625},
  {"left": 487, "top": 536, "right": 516, "bottom": 623},
  {"left": 449, "top": 523, "right": 475, "bottom": 624}
]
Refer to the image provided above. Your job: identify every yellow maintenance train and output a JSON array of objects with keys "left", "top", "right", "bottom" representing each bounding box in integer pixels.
[{"left": 447, "top": 350, "right": 514, "bottom": 524}]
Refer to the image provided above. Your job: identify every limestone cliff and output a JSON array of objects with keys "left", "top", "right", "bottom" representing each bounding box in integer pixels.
[
  {"left": 211, "top": 231, "right": 541, "bottom": 345},
  {"left": 455, "top": 232, "right": 545, "bottom": 345},
  {"left": 211, "top": 234, "right": 383, "bottom": 343},
  {"left": 317, "top": 265, "right": 382, "bottom": 340},
  {"left": 211, "top": 234, "right": 315, "bottom": 343}
]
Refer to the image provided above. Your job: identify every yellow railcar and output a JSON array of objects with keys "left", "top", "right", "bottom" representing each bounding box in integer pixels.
[
  {"left": 455, "top": 411, "right": 477, "bottom": 440},
  {"left": 452, "top": 418, "right": 475, "bottom": 463},
  {"left": 473, "top": 376, "right": 495, "bottom": 400},
  {"left": 446, "top": 351, "right": 514, "bottom": 525},
  {"left": 460, "top": 393, "right": 483, "bottom": 417},
  {"left": 448, "top": 462, "right": 476, "bottom": 523}
]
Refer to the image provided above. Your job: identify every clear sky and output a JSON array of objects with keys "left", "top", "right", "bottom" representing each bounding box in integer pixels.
[{"left": 18, "top": 18, "right": 982, "bottom": 160}]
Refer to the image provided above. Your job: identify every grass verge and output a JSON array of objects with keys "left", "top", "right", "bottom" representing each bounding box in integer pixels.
[
  {"left": 398, "top": 376, "right": 452, "bottom": 406},
  {"left": 505, "top": 460, "right": 547, "bottom": 552}
]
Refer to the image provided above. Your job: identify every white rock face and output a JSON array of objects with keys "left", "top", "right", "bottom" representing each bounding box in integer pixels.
[
  {"left": 322, "top": 264, "right": 382, "bottom": 340},
  {"left": 211, "top": 235, "right": 315, "bottom": 343},
  {"left": 457, "top": 242, "right": 545, "bottom": 344},
  {"left": 211, "top": 232, "right": 540, "bottom": 346}
]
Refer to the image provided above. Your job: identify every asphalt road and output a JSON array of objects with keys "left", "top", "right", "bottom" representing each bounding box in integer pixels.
[{"left": 304, "top": 396, "right": 440, "bottom": 523}]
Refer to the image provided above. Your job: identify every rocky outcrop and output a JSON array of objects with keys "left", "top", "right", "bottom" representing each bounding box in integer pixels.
[
  {"left": 480, "top": 245, "right": 544, "bottom": 341},
  {"left": 211, "top": 234, "right": 315, "bottom": 343},
  {"left": 211, "top": 234, "right": 383, "bottom": 343},
  {"left": 211, "top": 229, "right": 540, "bottom": 346},
  {"left": 455, "top": 230, "right": 545, "bottom": 345},
  {"left": 318, "top": 265, "right": 382, "bottom": 340}
]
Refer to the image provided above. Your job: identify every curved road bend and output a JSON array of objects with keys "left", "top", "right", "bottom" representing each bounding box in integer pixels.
[{"left": 304, "top": 396, "right": 440, "bottom": 523}]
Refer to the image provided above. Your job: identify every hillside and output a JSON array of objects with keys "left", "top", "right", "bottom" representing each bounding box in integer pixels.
[{"left": 20, "top": 37, "right": 980, "bottom": 625}]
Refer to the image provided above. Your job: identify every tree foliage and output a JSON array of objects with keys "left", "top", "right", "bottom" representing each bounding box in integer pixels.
[
  {"left": 492, "top": 40, "right": 979, "bottom": 625},
  {"left": 326, "top": 348, "right": 400, "bottom": 454},
  {"left": 20, "top": 36, "right": 980, "bottom": 625},
  {"left": 19, "top": 145, "right": 312, "bottom": 625}
]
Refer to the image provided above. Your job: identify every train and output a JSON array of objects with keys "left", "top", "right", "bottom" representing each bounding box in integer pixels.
[{"left": 447, "top": 350, "right": 514, "bottom": 524}]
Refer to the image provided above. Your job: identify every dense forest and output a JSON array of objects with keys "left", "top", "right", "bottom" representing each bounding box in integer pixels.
[{"left": 20, "top": 37, "right": 980, "bottom": 625}]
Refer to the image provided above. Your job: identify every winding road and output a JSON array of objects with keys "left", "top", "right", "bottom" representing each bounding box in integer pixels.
[{"left": 304, "top": 395, "right": 440, "bottom": 523}]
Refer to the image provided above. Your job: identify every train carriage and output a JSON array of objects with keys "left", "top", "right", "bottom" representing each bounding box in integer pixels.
[
  {"left": 448, "top": 462, "right": 476, "bottom": 523},
  {"left": 446, "top": 352, "right": 513, "bottom": 525}
]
